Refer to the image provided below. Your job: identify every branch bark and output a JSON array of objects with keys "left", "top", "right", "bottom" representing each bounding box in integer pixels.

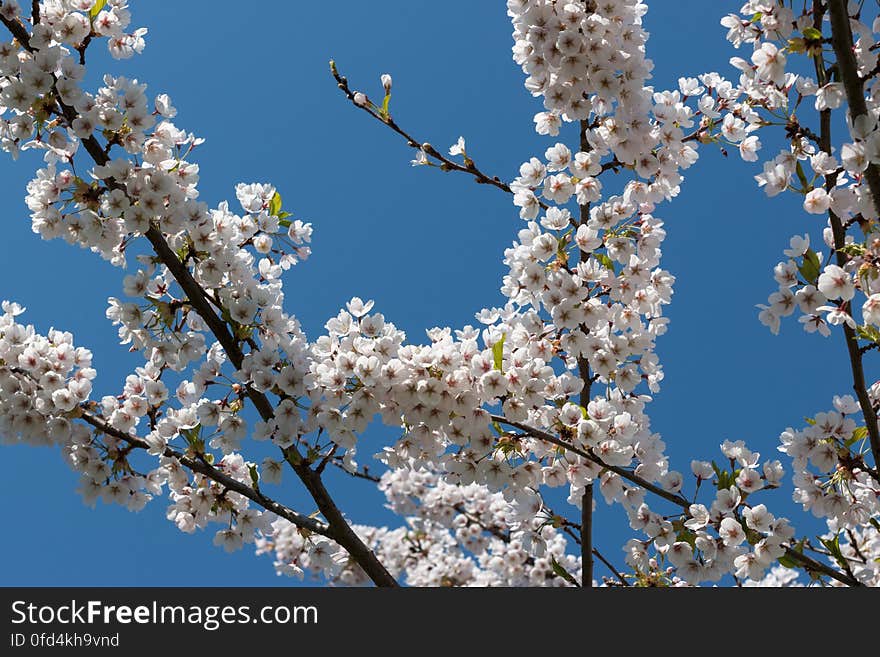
[
  {"left": 0, "top": 11, "right": 32, "bottom": 46},
  {"left": 578, "top": 116, "right": 595, "bottom": 588},
  {"left": 823, "top": 0, "right": 880, "bottom": 472},
  {"left": 827, "top": 0, "right": 880, "bottom": 218},
  {"left": 581, "top": 482, "right": 593, "bottom": 587}
]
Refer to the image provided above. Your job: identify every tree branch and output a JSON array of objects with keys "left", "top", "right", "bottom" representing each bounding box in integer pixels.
[
  {"left": 0, "top": 11, "right": 32, "bottom": 47},
  {"left": 828, "top": 0, "right": 880, "bottom": 219},
  {"left": 452, "top": 503, "right": 512, "bottom": 543},
  {"left": 0, "top": 16, "right": 398, "bottom": 588},
  {"left": 330, "top": 61, "right": 546, "bottom": 207},
  {"left": 490, "top": 414, "right": 863, "bottom": 587},
  {"left": 592, "top": 547, "right": 628, "bottom": 587},
  {"left": 577, "top": 116, "right": 595, "bottom": 588},
  {"left": 490, "top": 414, "right": 691, "bottom": 508},
  {"left": 581, "top": 482, "right": 593, "bottom": 587},
  {"left": 822, "top": 0, "right": 880, "bottom": 472},
  {"left": 331, "top": 459, "right": 382, "bottom": 483}
]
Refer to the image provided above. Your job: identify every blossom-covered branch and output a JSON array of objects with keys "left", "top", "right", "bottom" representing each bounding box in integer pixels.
[{"left": 2, "top": 0, "right": 880, "bottom": 588}]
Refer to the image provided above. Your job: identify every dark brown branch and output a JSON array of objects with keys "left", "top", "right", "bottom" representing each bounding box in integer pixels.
[
  {"left": 30, "top": 1, "right": 39, "bottom": 26},
  {"left": 331, "top": 459, "right": 382, "bottom": 484},
  {"left": 578, "top": 117, "right": 595, "bottom": 588},
  {"left": 490, "top": 414, "right": 691, "bottom": 508},
  {"left": 279, "top": 448, "right": 398, "bottom": 586},
  {"left": 823, "top": 0, "right": 880, "bottom": 471},
  {"left": 784, "top": 546, "right": 862, "bottom": 586},
  {"left": 543, "top": 502, "right": 629, "bottom": 586},
  {"left": 0, "top": 11, "right": 32, "bottom": 48},
  {"left": 314, "top": 444, "right": 338, "bottom": 476},
  {"left": 845, "top": 528, "right": 869, "bottom": 564},
  {"left": 809, "top": 543, "right": 861, "bottom": 583},
  {"left": 581, "top": 482, "right": 593, "bottom": 587},
  {"left": 330, "top": 61, "right": 547, "bottom": 208},
  {"left": 828, "top": 0, "right": 880, "bottom": 218},
  {"left": 592, "top": 547, "right": 629, "bottom": 587}
]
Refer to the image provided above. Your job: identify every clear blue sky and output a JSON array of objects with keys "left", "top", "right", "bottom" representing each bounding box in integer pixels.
[{"left": 0, "top": 1, "right": 846, "bottom": 585}]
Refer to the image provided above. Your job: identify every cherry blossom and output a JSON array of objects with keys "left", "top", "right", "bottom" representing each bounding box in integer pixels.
[{"left": 0, "top": 0, "right": 878, "bottom": 588}]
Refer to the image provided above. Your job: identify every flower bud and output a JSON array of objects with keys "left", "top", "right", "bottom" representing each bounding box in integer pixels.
[
  {"left": 353, "top": 92, "right": 368, "bottom": 107},
  {"left": 381, "top": 73, "right": 392, "bottom": 94}
]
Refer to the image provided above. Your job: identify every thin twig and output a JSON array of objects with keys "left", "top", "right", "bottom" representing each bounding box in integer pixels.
[
  {"left": 592, "top": 548, "right": 629, "bottom": 587},
  {"left": 578, "top": 116, "right": 594, "bottom": 589},
  {"left": 330, "top": 459, "right": 382, "bottom": 484},
  {"left": 330, "top": 60, "right": 547, "bottom": 207},
  {"left": 453, "top": 504, "right": 512, "bottom": 543}
]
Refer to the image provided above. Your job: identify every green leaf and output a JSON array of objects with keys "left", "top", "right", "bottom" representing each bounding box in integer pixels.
[
  {"left": 594, "top": 252, "right": 615, "bottom": 271},
  {"left": 556, "top": 235, "right": 570, "bottom": 262},
  {"left": 798, "top": 248, "right": 821, "bottom": 284},
  {"left": 804, "top": 416, "right": 816, "bottom": 426},
  {"left": 550, "top": 557, "right": 580, "bottom": 587},
  {"left": 146, "top": 296, "right": 176, "bottom": 330},
  {"left": 777, "top": 555, "right": 799, "bottom": 569},
  {"left": 268, "top": 191, "right": 282, "bottom": 217},
  {"left": 795, "top": 162, "right": 810, "bottom": 190},
  {"left": 277, "top": 211, "right": 292, "bottom": 220},
  {"left": 856, "top": 325, "right": 880, "bottom": 344},
  {"left": 846, "top": 426, "right": 868, "bottom": 448},
  {"left": 802, "top": 26, "right": 823, "bottom": 40},
  {"left": 248, "top": 464, "right": 260, "bottom": 489},
  {"left": 181, "top": 424, "right": 203, "bottom": 450},
  {"left": 787, "top": 38, "right": 806, "bottom": 55},
  {"left": 820, "top": 533, "right": 846, "bottom": 569},
  {"left": 838, "top": 243, "right": 866, "bottom": 257},
  {"left": 750, "top": 12, "right": 763, "bottom": 23},
  {"left": 711, "top": 461, "right": 735, "bottom": 491},
  {"left": 676, "top": 529, "right": 697, "bottom": 550},
  {"left": 492, "top": 334, "right": 506, "bottom": 372},
  {"left": 90, "top": 0, "right": 107, "bottom": 19}
]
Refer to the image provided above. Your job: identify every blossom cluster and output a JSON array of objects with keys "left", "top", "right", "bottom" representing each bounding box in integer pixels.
[
  {"left": 260, "top": 467, "right": 580, "bottom": 586},
  {"left": 1, "top": 1, "right": 146, "bottom": 161}
]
